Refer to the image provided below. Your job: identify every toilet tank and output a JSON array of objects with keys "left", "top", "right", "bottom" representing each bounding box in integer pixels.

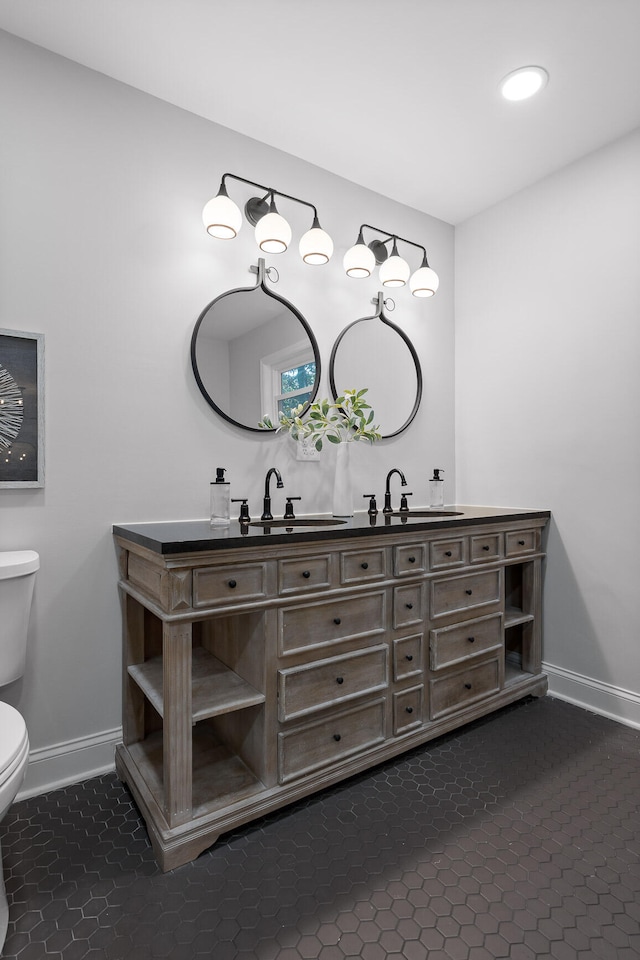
[{"left": 0, "top": 551, "right": 39, "bottom": 686}]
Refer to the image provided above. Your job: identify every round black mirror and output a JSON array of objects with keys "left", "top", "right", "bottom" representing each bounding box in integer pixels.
[
  {"left": 191, "top": 261, "right": 321, "bottom": 433},
  {"left": 329, "top": 295, "right": 422, "bottom": 439}
]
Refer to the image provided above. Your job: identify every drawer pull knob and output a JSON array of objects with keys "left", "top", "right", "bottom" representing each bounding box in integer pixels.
[
  {"left": 518, "top": 539, "right": 525, "bottom": 545},
  {"left": 406, "top": 654, "right": 413, "bottom": 661},
  {"left": 302, "top": 570, "right": 311, "bottom": 579},
  {"left": 482, "top": 545, "right": 490, "bottom": 551},
  {"left": 333, "top": 733, "right": 341, "bottom": 742},
  {"left": 405, "top": 602, "right": 413, "bottom": 609},
  {"left": 468, "top": 636, "right": 475, "bottom": 643},
  {"left": 228, "top": 579, "right": 237, "bottom": 589},
  {"left": 333, "top": 617, "right": 341, "bottom": 625},
  {"left": 465, "top": 589, "right": 473, "bottom": 595},
  {"left": 361, "top": 561, "right": 369, "bottom": 570},
  {"left": 336, "top": 676, "right": 344, "bottom": 685},
  {"left": 445, "top": 550, "right": 452, "bottom": 557},
  {"left": 405, "top": 706, "right": 414, "bottom": 714},
  {"left": 464, "top": 683, "right": 472, "bottom": 690},
  {"left": 408, "top": 555, "right": 416, "bottom": 563}
]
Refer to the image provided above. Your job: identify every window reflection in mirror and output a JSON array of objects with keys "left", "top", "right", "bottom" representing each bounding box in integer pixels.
[
  {"left": 191, "top": 278, "right": 320, "bottom": 433},
  {"left": 260, "top": 342, "right": 316, "bottom": 421}
]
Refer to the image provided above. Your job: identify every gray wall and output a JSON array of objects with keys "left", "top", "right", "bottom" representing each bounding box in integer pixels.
[
  {"left": 0, "top": 31, "right": 455, "bottom": 794},
  {"left": 455, "top": 128, "right": 640, "bottom": 725}
]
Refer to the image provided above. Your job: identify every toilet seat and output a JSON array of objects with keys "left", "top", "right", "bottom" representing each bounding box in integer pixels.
[{"left": 0, "top": 703, "right": 28, "bottom": 782}]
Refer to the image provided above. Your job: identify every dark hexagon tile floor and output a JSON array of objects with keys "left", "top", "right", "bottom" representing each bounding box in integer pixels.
[{"left": 1, "top": 696, "right": 639, "bottom": 959}]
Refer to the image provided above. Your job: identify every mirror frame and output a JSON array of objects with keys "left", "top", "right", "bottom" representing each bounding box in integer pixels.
[
  {"left": 328, "top": 292, "right": 423, "bottom": 439},
  {"left": 190, "top": 260, "right": 322, "bottom": 433}
]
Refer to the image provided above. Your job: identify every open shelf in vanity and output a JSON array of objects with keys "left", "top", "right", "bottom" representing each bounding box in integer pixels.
[
  {"left": 128, "top": 647, "right": 265, "bottom": 720},
  {"left": 503, "top": 543, "right": 541, "bottom": 686},
  {"left": 114, "top": 505, "right": 549, "bottom": 870},
  {"left": 121, "top": 600, "right": 273, "bottom": 837}
]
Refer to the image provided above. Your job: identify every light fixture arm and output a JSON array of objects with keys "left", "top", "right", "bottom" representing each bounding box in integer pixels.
[
  {"left": 358, "top": 224, "right": 428, "bottom": 266},
  {"left": 219, "top": 173, "right": 320, "bottom": 224}
]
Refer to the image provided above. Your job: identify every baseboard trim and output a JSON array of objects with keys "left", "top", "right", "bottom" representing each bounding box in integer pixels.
[
  {"left": 544, "top": 661, "right": 640, "bottom": 730},
  {"left": 17, "top": 726, "right": 121, "bottom": 801},
  {"left": 15, "top": 665, "right": 640, "bottom": 802}
]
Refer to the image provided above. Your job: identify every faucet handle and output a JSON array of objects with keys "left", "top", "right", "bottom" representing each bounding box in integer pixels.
[
  {"left": 399, "top": 492, "right": 413, "bottom": 512},
  {"left": 363, "top": 494, "right": 378, "bottom": 515},
  {"left": 284, "top": 496, "right": 301, "bottom": 520},
  {"left": 231, "top": 498, "right": 251, "bottom": 523}
]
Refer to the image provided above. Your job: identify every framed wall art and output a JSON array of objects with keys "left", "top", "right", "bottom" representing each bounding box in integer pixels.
[{"left": 0, "top": 329, "right": 44, "bottom": 487}]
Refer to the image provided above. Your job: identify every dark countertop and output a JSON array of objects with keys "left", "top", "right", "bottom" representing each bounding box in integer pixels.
[{"left": 113, "top": 506, "right": 550, "bottom": 556}]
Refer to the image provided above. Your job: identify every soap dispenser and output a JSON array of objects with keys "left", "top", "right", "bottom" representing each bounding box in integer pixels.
[
  {"left": 429, "top": 468, "right": 445, "bottom": 508},
  {"left": 210, "top": 467, "right": 231, "bottom": 526}
]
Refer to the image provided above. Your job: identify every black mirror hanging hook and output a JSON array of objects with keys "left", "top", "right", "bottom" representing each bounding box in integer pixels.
[
  {"left": 371, "top": 291, "right": 395, "bottom": 313},
  {"left": 250, "top": 259, "right": 279, "bottom": 285}
]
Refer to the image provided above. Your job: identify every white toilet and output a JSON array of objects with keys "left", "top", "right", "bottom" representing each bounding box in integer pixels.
[{"left": 0, "top": 550, "right": 39, "bottom": 951}]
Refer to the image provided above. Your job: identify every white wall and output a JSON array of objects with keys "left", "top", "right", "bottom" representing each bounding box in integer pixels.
[
  {"left": 0, "top": 32, "right": 455, "bottom": 794},
  {"left": 455, "top": 128, "right": 640, "bottom": 726}
]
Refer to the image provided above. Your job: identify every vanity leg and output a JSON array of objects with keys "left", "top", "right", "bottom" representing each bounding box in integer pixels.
[
  {"left": 523, "top": 558, "right": 542, "bottom": 675},
  {"left": 163, "top": 620, "right": 193, "bottom": 827},
  {"left": 122, "top": 593, "right": 145, "bottom": 745}
]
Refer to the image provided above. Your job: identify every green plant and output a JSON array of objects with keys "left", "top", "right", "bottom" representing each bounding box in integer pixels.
[{"left": 259, "top": 388, "right": 382, "bottom": 451}]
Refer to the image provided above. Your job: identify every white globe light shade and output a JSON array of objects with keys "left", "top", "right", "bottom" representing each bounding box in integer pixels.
[
  {"left": 379, "top": 254, "right": 410, "bottom": 288},
  {"left": 343, "top": 243, "right": 376, "bottom": 278},
  {"left": 410, "top": 266, "right": 439, "bottom": 298},
  {"left": 255, "top": 212, "right": 292, "bottom": 254},
  {"left": 299, "top": 227, "right": 334, "bottom": 265},
  {"left": 202, "top": 194, "right": 242, "bottom": 239}
]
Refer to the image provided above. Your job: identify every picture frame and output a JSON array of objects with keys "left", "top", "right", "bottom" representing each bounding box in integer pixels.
[{"left": 0, "top": 328, "right": 45, "bottom": 487}]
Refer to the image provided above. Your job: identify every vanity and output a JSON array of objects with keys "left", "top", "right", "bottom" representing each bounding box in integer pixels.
[{"left": 114, "top": 506, "right": 549, "bottom": 870}]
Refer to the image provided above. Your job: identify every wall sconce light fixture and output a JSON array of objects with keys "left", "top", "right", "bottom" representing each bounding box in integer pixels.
[
  {"left": 343, "top": 225, "right": 439, "bottom": 297},
  {"left": 203, "top": 173, "right": 334, "bottom": 265}
]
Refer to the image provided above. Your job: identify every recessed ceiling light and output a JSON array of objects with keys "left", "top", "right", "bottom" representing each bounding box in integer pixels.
[{"left": 500, "top": 66, "right": 549, "bottom": 101}]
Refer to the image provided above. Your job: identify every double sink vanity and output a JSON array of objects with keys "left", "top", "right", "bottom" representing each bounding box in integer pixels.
[{"left": 114, "top": 504, "right": 549, "bottom": 870}]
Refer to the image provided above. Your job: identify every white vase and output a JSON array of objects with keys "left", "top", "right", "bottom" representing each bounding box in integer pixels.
[{"left": 332, "top": 442, "right": 354, "bottom": 517}]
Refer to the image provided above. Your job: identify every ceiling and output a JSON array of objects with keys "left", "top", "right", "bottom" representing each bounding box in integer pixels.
[{"left": 1, "top": 0, "right": 640, "bottom": 224}]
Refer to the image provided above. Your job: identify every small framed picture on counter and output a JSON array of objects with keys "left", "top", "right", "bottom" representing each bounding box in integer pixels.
[{"left": 0, "top": 329, "right": 44, "bottom": 488}]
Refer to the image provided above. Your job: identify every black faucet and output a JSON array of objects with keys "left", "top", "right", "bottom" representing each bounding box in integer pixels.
[
  {"left": 261, "top": 467, "right": 284, "bottom": 520},
  {"left": 383, "top": 468, "right": 407, "bottom": 513}
]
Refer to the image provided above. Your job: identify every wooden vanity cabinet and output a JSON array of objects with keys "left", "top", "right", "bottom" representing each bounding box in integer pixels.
[{"left": 114, "top": 513, "right": 548, "bottom": 870}]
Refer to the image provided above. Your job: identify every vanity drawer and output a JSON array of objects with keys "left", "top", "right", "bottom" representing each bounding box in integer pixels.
[
  {"left": 393, "top": 634, "right": 423, "bottom": 681},
  {"left": 430, "top": 570, "right": 500, "bottom": 620},
  {"left": 279, "top": 591, "right": 386, "bottom": 656},
  {"left": 430, "top": 537, "right": 466, "bottom": 570},
  {"left": 393, "top": 685, "right": 424, "bottom": 735},
  {"left": 430, "top": 658, "right": 500, "bottom": 720},
  {"left": 340, "top": 547, "right": 386, "bottom": 585},
  {"left": 278, "top": 699, "right": 386, "bottom": 783},
  {"left": 470, "top": 533, "right": 503, "bottom": 564},
  {"left": 393, "top": 543, "right": 427, "bottom": 577},
  {"left": 393, "top": 583, "right": 426, "bottom": 629},
  {"left": 193, "top": 562, "right": 269, "bottom": 608},
  {"left": 505, "top": 529, "right": 538, "bottom": 557},
  {"left": 430, "top": 613, "right": 502, "bottom": 670},
  {"left": 278, "top": 645, "right": 387, "bottom": 721},
  {"left": 278, "top": 555, "right": 331, "bottom": 595}
]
